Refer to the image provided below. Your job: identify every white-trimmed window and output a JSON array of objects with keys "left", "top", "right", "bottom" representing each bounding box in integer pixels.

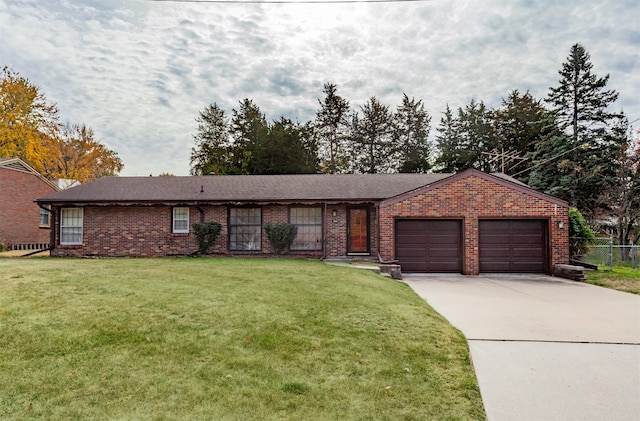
[
  {"left": 60, "top": 208, "right": 83, "bottom": 245},
  {"left": 229, "top": 207, "right": 261, "bottom": 251},
  {"left": 39, "top": 205, "right": 51, "bottom": 227},
  {"left": 173, "top": 207, "right": 190, "bottom": 233},
  {"left": 290, "top": 207, "right": 323, "bottom": 251}
]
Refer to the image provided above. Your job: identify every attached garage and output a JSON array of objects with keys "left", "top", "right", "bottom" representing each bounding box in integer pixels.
[
  {"left": 395, "top": 219, "right": 462, "bottom": 273},
  {"left": 380, "top": 170, "right": 568, "bottom": 275},
  {"left": 479, "top": 219, "right": 548, "bottom": 273}
]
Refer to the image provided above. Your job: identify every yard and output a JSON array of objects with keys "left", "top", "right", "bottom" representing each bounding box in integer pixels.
[
  {"left": 585, "top": 264, "right": 640, "bottom": 295},
  {"left": 0, "top": 257, "right": 485, "bottom": 420}
]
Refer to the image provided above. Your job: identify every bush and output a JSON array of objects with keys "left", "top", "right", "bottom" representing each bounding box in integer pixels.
[
  {"left": 0, "top": 238, "right": 6, "bottom": 252},
  {"left": 264, "top": 223, "right": 297, "bottom": 254},
  {"left": 192, "top": 222, "right": 222, "bottom": 255},
  {"left": 569, "top": 208, "right": 595, "bottom": 258}
]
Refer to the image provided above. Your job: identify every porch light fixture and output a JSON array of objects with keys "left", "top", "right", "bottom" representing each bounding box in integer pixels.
[
  {"left": 557, "top": 220, "right": 564, "bottom": 229},
  {"left": 332, "top": 209, "right": 337, "bottom": 217}
]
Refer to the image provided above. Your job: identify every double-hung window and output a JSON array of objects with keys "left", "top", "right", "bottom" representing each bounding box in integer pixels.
[
  {"left": 229, "top": 208, "right": 261, "bottom": 251},
  {"left": 290, "top": 207, "right": 322, "bottom": 251},
  {"left": 173, "top": 207, "right": 190, "bottom": 233},
  {"left": 60, "top": 208, "right": 83, "bottom": 245},
  {"left": 39, "top": 205, "right": 51, "bottom": 227}
]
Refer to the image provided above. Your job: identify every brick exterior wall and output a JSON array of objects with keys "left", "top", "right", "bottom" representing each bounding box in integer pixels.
[
  {"left": 51, "top": 204, "right": 371, "bottom": 258},
  {"left": 378, "top": 175, "right": 569, "bottom": 275},
  {"left": 325, "top": 205, "right": 347, "bottom": 257},
  {"left": 52, "top": 205, "right": 231, "bottom": 257},
  {"left": 51, "top": 203, "right": 379, "bottom": 259},
  {"left": 0, "top": 167, "right": 56, "bottom": 248}
]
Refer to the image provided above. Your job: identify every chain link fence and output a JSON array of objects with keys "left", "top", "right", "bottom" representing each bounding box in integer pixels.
[{"left": 572, "top": 237, "right": 639, "bottom": 271}]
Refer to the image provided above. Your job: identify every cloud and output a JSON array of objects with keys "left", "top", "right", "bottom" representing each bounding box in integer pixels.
[{"left": 1, "top": 0, "right": 638, "bottom": 176}]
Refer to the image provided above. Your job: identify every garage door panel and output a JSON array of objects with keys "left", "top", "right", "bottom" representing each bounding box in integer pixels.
[
  {"left": 479, "top": 220, "right": 503, "bottom": 231},
  {"left": 396, "top": 247, "right": 427, "bottom": 258},
  {"left": 482, "top": 247, "right": 511, "bottom": 258},
  {"left": 512, "top": 248, "right": 545, "bottom": 258},
  {"left": 427, "top": 261, "right": 461, "bottom": 272},
  {"left": 481, "top": 236, "right": 510, "bottom": 245},
  {"left": 396, "top": 219, "right": 462, "bottom": 273},
  {"left": 519, "top": 236, "right": 544, "bottom": 245},
  {"left": 479, "top": 261, "right": 512, "bottom": 272},
  {"left": 401, "top": 262, "right": 428, "bottom": 272},
  {"left": 430, "top": 247, "right": 462, "bottom": 258},
  {"left": 396, "top": 220, "right": 427, "bottom": 232},
  {"left": 479, "top": 220, "right": 547, "bottom": 273},
  {"left": 512, "top": 261, "right": 546, "bottom": 272},
  {"left": 399, "top": 256, "right": 428, "bottom": 272},
  {"left": 396, "top": 235, "right": 426, "bottom": 245},
  {"left": 431, "top": 233, "right": 460, "bottom": 240}
]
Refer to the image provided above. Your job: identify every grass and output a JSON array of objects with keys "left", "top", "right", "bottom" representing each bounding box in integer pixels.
[
  {"left": 585, "top": 264, "right": 640, "bottom": 295},
  {"left": 0, "top": 257, "right": 485, "bottom": 420}
]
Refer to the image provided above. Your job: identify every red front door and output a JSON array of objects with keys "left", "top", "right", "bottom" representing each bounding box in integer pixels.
[{"left": 349, "top": 208, "right": 368, "bottom": 253}]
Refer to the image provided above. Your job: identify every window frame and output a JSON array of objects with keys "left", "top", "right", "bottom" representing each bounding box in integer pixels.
[
  {"left": 172, "top": 207, "right": 190, "bottom": 234},
  {"left": 289, "top": 206, "right": 323, "bottom": 251},
  {"left": 60, "top": 208, "right": 83, "bottom": 245},
  {"left": 228, "top": 207, "right": 262, "bottom": 251},
  {"left": 39, "top": 205, "right": 51, "bottom": 227}
]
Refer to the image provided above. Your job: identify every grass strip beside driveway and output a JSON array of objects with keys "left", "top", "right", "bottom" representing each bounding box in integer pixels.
[
  {"left": 0, "top": 257, "right": 484, "bottom": 420},
  {"left": 585, "top": 266, "right": 640, "bottom": 295}
]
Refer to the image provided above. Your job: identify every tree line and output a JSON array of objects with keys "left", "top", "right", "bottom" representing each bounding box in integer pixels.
[
  {"left": 191, "top": 43, "right": 639, "bottom": 249},
  {"left": 190, "top": 89, "right": 433, "bottom": 177},
  {"left": 0, "top": 66, "right": 123, "bottom": 183}
]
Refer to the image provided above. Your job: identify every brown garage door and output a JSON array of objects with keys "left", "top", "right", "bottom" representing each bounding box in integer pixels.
[
  {"left": 395, "top": 219, "right": 462, "bottom": 273},
  {"left": 479, "top": 219, "right": 547, "bottom": 273}
]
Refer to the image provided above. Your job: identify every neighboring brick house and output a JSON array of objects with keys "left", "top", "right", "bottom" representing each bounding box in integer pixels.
[
  {"left": 0, "top": 158, "right": 60, "bottom": 250},
  {"left": 37, "top": 169, "right": 569, "bottom": 275}
]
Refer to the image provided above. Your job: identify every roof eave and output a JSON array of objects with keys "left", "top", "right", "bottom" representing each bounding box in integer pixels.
[{"left": 36, "top": 198, "right": 385, "bottom": 207}]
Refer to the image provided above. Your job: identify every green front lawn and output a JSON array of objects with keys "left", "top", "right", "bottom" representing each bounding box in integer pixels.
[
  {"left": 0, "top": 257, "right": 484, "bottom": 420},
  {"left": 585, "top": 265, "right": 640, "bottom": 295}
]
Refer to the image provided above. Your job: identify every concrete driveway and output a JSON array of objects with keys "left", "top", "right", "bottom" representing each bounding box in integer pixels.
[{"left": 405, "top": 274, "right": 640, "bottom": 421}]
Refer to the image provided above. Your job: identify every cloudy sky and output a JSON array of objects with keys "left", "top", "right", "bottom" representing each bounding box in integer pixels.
[{"left": 1, "top": 0, "right": 638, "bottom": 176}]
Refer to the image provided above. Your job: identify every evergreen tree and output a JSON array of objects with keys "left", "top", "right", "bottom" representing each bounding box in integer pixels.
[
  {"left": 189, "top": 103, "right": 231, "bottom": 175},
  {"left": 253, "top": 117, "right": 318, "bottom": 174},
  {"left": 459, "top": 99, "right": 497, "bottom": 172},
  {"left": 230, "top": 99, "right": 268, "bottom": 174},
  {"left": 493, "top": 90, "right": 550, "bottom": 179},
  {"left": 539, "top": 43, "right": 623, "bottom": 211},
  {"left": 433, "top": 105, "right": 459, "bottom": 173},
  {"left": 526, "top": 114, "right": 574, "bottom": 199},
  {"left": 434, "top": 100, "right": 497, "bottom": 172},
  {"left": 315, "top": 83, "right": 351, "bottom": 174},
  {"left": 191, "top": 100, "right": 318, "bottom": 175},
  {"left": 394, "top": 94, "right": 432, "bottom": 173},
  {"left": 351, "top": 96, "right": 396, "bottom": 173}
]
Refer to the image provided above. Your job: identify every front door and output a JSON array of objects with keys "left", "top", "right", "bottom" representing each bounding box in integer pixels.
[{"left": 348, "top": 208, "right": 369, "bottom": 253}]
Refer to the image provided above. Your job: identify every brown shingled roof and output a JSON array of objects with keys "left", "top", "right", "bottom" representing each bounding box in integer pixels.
[{"left": 37, "top": 173, "right": 455, "bottom": 205}]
